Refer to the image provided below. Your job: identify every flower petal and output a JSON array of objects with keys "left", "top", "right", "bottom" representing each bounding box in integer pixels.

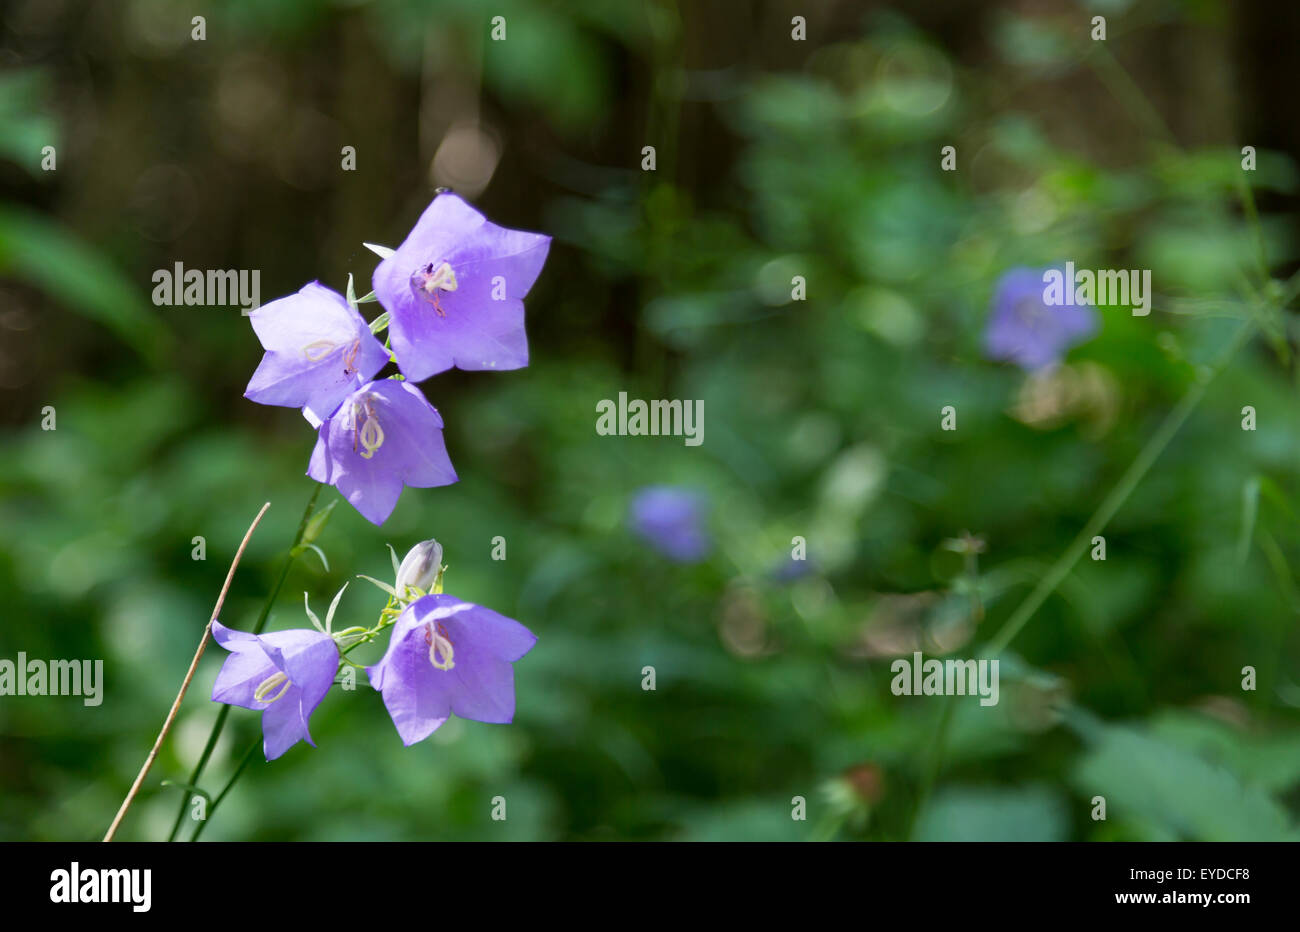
[
  {"left": 629, "top": 486, "right": 712, "bottom": 562},
  {"left": 388, "top": 297, "right": 528, "bottom": 380},
  {"left": 259, "top": 687, "right": 312, "bottom": 761},
  {"left": 258, "top": 627, "right": 339, "bottom": 712},
  {"left": 210, "top": 623, "right": 278, "bottom": 710},
  {"left": 984, "top": 266, "right": 1098, "bottom": 372},
  {"left": 210, "top": 623, "right": 337, "bottom": 758},
  {"left": 307, "top": 379, "right": 458, "bottom": 526},
  {"left": 373, "top": 192, "right": 549, "bottom": 380},
  {"left": 439, "top": 598, "right": 538, "bottom": 663},
  {"left": 444, "top": 648, "right": 518, "bottom": 723},
  {"left": 367, "top": 595, "right": 535, "bottom": 738},
  {"left": 366, "top": 604, "right": 453, "bottom": 745},
  {"left": 245, "top": 282, "right": 389, "bottom": 420}
]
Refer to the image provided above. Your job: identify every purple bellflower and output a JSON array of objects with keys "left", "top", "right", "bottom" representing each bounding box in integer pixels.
[
  {"left": 307, "top": 378, "right": 458, "bottom": 526},
  {"left": 628, "top": 486, "right": 712, "bottom": 563},
  {"left": 771, "top": 555, "right": 815, "bottom": 584},
  {"left": 371, "top": 192, "right": 551, "bottom": 381},
  {"left": 210, "top": 621, "right": 340, "bottom": 761},
  {"left": 366, "top": 594, "right": 537, "bottom": 745},
  {"left": 984, "top": 267, "right": 1097, "bottom": 372},
  {"left": 245, "top": 282, "right": 391, "bottom": 426}
]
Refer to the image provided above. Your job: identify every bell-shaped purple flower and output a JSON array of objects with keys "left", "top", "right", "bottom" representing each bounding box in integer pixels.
[
  {"left": 371, "top": 192, "right": 551, "bottom": 381},
  {"left": 366, "top": 594, "right": 537, "bottom": 745},
  {"left": 209, "top": 621, "right": 339, "bottom": 761},
  {"left": 985, "top": 266, "right": 1097, "bottom": 371},
  {"left": 307, "top": 378, "right": 458, "bottom": 526},
  {"left": 628, "top": 485, "right": 712, "bottom": 563},
  {"left": 245, "top": 282, "right": 391, "bottom": 425}
]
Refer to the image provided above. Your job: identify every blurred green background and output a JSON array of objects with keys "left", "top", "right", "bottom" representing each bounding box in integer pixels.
[{"left": 3, "top": 0, "right": 1300, "bottom": 841}]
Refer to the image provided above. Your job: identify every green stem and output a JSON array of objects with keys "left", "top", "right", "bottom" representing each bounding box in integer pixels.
[
  {"left": 1087, "top": 43, "right": 1175, "bottom": 147},
  {"left": 1235, "top": 174, "right": 1271, "bottom": 284},
  {"left": 911, "top": 28, "right": 1276, "bottom": 840},
  {"left": 165, "top": 483, "right": 324, "bottom": 842},
  {"left": 984, "top": 320, "right": 1253, "bottom": 658},
  {"left": 186, "top": 571, "right": 407, "bottom": 839},
  {"left": 912, "top": 695, "right": 957, "bottom": 836},
  {"left": 912, "top": 318, "right": 1255, "bottom": 832},
  {"left": 189, "top": 738, "right": 259, "bottom": 842}
]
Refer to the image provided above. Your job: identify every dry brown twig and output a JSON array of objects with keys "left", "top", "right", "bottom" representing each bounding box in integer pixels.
[{"left": 102, "top": 501, "right": 272, "bottom": 842}]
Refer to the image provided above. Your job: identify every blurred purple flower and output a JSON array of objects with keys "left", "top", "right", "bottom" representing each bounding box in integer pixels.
[
  {"left": 366, "top": 594, "right": 537, "bottom": 745},
  {"left": 985, "top": 267, "right": 1097, "bottom": 371},
  {"left": 771, "top": 555, "right": 815, "bottom": 584},
  {"left": 629, "top": 486, "right": 712, "bottom": 562},
  {"left": 210, "top": 622, "right": 339, "bottom": 761},
  {"left": 245, "top": 282, "right": 391, "bottom": 426},
  {"left": 372, "top": 192, "right": 551, "bottom": 382},
  {"left": 307, "top": 378, "right": 458, "bottom": 526}
]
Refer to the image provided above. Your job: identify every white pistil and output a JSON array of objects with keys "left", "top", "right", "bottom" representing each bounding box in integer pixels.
[
  {"left": 358, "top": 414, "right": 384, "bottom": 459},
  {"left": 424, "top": 262, "right": 457, "bottom": 295},
  {"left": 253, "top": 671, "right": 291, "bottom": 704},
  {"left": 414, "top": 261, "right": 458, "bottom": 317},
  {"left": 349, "top": 396, "right": 385, "bottom": 460},
  {"left": 425, "top": 622, "right": 455, "bottom": 671}
]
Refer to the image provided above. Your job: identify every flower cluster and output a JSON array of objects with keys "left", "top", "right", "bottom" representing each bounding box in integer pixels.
[
  {"left": 212, "top": 539, "right": 537, "bottom": 760},
  {"left": 214, "top": 193, "right": 546, "bottom": 760},
  {"left": 245, "top": 191, "right": 551, "bottom": 525}
]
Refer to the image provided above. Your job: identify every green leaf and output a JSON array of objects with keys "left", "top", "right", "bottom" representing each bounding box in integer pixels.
[
  {"left": 1071, "top": 720, "right": 1299, "bottom": 841},
  {"left": 913, "top": 785, "right": 1068, "bottom": 841},
  {"left": 356, "top": 574, "right": 397, "bottom": 598},
  {"left": 160, "top": 780, "right": 211, "bottom": 803},
  {"left": 0, "top": 206, "right": 171, "bottom": 363},
  {"left": 291, "top": 542, "right": 330, "bottom": 573},
  {"left": 324, "top": 581, "right": 349, "bottom": 633},
  {"left": 0, "top": 70, "right": 59, "bottom": 174},
  {"left": 302, "top": 591, "right": 325, "bottom": 633},
  {"left": 1149, "top": 711, "right": 1300, "bottom": 794},
  {"left": 363, "top": 242, "right": 395, "bottom": 260},
  {"left": 299, "top": 500, "right": 337, "bottom": 547}
]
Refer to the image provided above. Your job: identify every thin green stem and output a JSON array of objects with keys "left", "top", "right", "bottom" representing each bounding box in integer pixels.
[
  {"left": 1235, "top": 175, "right": 1271, "bottom": 285},
  {"left": 164, "top": 703, "right": 229, "bottom": 843},
  {"left": 912, "top": 318, "right": 1256, "bottom": 831},
  {"left": 189, "top": 738, "right": 260, "bottom": 842},
  {"left": 912, "top": 695, "right": 957, "bottom": 835},
  {"left": 913, "top": 25, "right": 1277, "bottom": 839},
  {"left": 178, "top": 523, "right": 413, "bottom": 841},
  {"left": 165, "top": 483, "right": 324, "bottom": 842},
  {"left": 1086, "top": 43, "right": 1175, "bottom": 147},
  {"left": 984, "top": 319, "right": 1254, "bottom": 658}
]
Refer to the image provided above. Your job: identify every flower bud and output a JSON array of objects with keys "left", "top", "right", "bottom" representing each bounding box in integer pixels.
[
  {"left": 395, "top": 539, "right": 443, "bottom": 600},
  {"left": 299, "top": 500, "right": 338, "bottom": 547}
]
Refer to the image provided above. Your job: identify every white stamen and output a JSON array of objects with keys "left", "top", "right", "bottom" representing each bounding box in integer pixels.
[
  {"left": 302, "top": 339, "right": 339, "bottom": 362},
  {"left": 253, "top": 671, "right": 291, "bottom": 704}
]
